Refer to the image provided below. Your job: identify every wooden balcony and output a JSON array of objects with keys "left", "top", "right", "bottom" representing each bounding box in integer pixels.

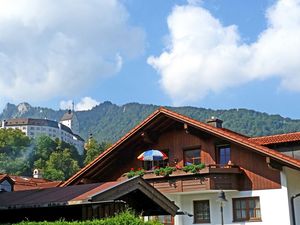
[{"left": 143, "top": 165, "right": 242, "bottom": 193}]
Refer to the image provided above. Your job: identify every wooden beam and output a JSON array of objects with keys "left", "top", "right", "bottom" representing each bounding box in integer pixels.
[
  {"left": 141, "top": 132, "right": 154, "bottom": 144},
  {"left": 183, "top": 123, "right": 189, "bottom": 133},
  {"left": 151, "top": 118, "right": 175, "bottom": 133},
  {"left": 79, "top": 177, "right": 99, "bottom": 184}
]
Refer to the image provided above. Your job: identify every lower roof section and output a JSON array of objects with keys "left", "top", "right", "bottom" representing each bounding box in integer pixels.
[{"left": 0, "top": 176, "right": 179, "bottom": 219}]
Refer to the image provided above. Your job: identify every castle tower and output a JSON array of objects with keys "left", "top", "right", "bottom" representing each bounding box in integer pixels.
[{"left": 60, "top": 106, "right": 79, "bottom": 134}]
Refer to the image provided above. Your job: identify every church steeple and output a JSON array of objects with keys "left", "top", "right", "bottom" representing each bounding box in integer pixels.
[
  {"left": 60, "top": 101, "right": 79, "bottom": 134},
  {"left": 72, "top": 101, "right": 75, "bottom": 112}
]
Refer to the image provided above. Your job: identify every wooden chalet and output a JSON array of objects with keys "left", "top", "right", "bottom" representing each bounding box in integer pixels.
[{"left": 62, "top": 107, "right": 300, "bottom": 225}]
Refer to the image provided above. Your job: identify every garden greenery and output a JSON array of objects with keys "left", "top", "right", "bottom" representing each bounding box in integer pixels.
[
  {"left": 126, "top": 168, "right": 145, "bottom": 178},
  {"left": 182, "top": 163, "right": 205, "bottom": 173},
  {"left": 154, "top": 166, "right": 176, "bottom": 177},
  {"left": 12, "top": 211, "right": 162, "bottom": 225}
]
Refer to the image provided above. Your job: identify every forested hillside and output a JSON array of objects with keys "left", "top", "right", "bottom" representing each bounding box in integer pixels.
[{"left": 1, "top": 101, "right": 300, "bottom": 143}]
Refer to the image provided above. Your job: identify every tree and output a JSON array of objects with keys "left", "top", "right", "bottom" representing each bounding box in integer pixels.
[
  {"left": 84, "top": 139, "right": 110, "bottom": 165},
  {"left": 55, "top": 139, "right": 83, "bottom": 166},
  {"left": 33, "top": 136, "right": 56, "bottom": 160},
  {"left": 0, "top": 128, "right": 30, "bottom": 157},
  {"left": 0, "top": 129, "right": 31, "bottom": 175},
  {"left": 44, "top": 149, "right": 80, "bottom": 181},
  {"left": 29, "top": 136, "right": 83, "bottom": 180},
  {"left": 0, "top": 153, "right": 29, "bottom": 175}
]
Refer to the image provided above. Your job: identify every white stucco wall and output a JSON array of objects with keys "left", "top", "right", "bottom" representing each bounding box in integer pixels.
[
  {"left": 285, "top": 167, "right": 300, "bottom": 225},
  {"left": 166, "top": 187, "right": 291, "bottom": 225}
]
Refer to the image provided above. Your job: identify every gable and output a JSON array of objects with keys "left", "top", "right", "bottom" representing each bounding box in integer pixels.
[{"left": 0, "top": 179, "right": 13, "bottom": 192}]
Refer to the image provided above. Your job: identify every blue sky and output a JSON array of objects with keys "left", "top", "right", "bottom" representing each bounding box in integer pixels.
[{"left": 1, "top": 0, "right": 300, "bottom": 119}]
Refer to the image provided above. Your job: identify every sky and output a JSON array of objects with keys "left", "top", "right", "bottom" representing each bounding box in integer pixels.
[{"left": 1, "top": 0, "right": 300, "bottom": 119}]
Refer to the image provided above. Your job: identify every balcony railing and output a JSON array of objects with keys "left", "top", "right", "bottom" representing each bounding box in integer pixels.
[
  {"left": 142, "top": 164, "right": 240, "bottom": 179},
  {"left": 140, "top": 164, "right": 242, "bottom": 193}
]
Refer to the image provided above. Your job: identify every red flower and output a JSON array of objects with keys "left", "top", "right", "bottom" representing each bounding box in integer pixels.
[
  {"left": 176, "top": 165, "right": 182, "bottom": 169},
  {"left": 138, "top": 167, "right": 142, "bottom": 170},
  {"left": 130, "top": 168, "right": 134, "bottom": 171}
]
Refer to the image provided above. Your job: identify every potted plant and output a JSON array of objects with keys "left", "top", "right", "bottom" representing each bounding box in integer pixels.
[
  {"left": 183, "top": 163, "right": 205, "bottom": 173},
  {"left": 125, "top": 168, "right": 145, "bottom": 178},
  {"left": 154, "top": 166, "right": 176, "bottom": 177}
]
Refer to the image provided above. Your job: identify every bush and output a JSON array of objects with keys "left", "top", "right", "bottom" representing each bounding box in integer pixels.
[
  {"left": 13, "top": 211, "right": 162, "bottom": 225},
  {"left": 125, "top": 168, "right": 145, "bottom": 178},
  {"left": 182, "top": 163, "right": 205, "bottom": 173},
  {"left": 154, "top": 166, "right": 176, "bottom": 177}
]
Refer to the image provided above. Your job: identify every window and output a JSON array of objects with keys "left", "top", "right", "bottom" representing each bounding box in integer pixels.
[
  {"left": 184, "top": 148, "right": 201, "bottom": 165},
  {"left": 194, "top": 200, "right": 210, "bottom": 223},
  {"left": 233, "top": 197, "right": 261, "bottom": 222},
  {"left": 217, "top": 145, "right": 231, "bottom": 165}
]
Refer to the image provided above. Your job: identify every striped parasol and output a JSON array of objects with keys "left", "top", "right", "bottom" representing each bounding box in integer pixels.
[{"left": 137, "top": 149, "right": 168, "bottom": 161}]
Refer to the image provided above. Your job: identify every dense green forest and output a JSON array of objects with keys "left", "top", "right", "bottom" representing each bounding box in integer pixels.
[
  {"left": 0, "top": 129, "right": 108, "bottom": 180},
  {"left": 1, "top": 101, "right": 300, "bottom": 143}
]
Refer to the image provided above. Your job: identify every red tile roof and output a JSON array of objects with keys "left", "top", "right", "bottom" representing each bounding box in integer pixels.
[
  {"left": 249, "top": 132, "right": 300, "bottom": 145},
  {"left": 63, "top": 107, "right": 300, "bottom": 186},
  {"left": 1, "top": 175, "right": 62, "bottom": 191},
  {"left": 71, "top": 181, "right": 120, "bottom": 202},
  {"left": 0, "top": 182, "right": 115, "bottom": 208},
  {"left": 0, "top": 176, "right": 179, "bottom": 217}
]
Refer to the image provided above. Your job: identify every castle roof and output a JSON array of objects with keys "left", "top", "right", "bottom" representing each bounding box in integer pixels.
[{"left": 60, "top": 110, "right": 75, "bottom": 121}]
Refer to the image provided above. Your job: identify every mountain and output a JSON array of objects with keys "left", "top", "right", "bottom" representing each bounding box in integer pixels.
[
  {"left": 1, "top": 102, "right": 300, "bottom": 143},
  {"left": 1, "top": 103, "right": 66, "bottom": 121}
]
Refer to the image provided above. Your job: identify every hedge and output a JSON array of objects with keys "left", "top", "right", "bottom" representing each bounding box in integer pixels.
[{"left": 11, "top": 211, "right": 163, "bottom": 225}]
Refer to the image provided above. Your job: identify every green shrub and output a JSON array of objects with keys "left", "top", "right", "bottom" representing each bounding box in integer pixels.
[
  {"left": 12, "top": 210, "right": 162, "bottom": 225},
  {"left": 125, "top": 168, "right": 145, "bottom": 178},
  {"left": 182, "top": 163, "right": 205, "bottom": 173},
  {"left": 154, "top": 166, "right": 176, "bottom": 177}
]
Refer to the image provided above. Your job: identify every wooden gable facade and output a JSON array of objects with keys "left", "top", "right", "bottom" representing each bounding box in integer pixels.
[{"left": 63, "top": 108, "right": 300, "bottom": 195}]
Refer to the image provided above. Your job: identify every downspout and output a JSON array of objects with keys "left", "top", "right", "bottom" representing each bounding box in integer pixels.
[{"left": 291, "top": 193, "right": 300, "bottom": 225}]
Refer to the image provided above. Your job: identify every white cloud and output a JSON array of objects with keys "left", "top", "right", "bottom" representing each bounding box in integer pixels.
[
  {"left": 59, "top": 100, "right": 74, "bottom": 111},
  {"left": 75, "top": 97, "right": 100, "bottom": 111},
  {"left": 0, "top": 0, "right": 144, "bottom": 102},
  {"left": 60, "top": 97, "right": 99, "bottom": 111},
  {"left": 148, "top": 0, "right": 300, "bottom": 105}
]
